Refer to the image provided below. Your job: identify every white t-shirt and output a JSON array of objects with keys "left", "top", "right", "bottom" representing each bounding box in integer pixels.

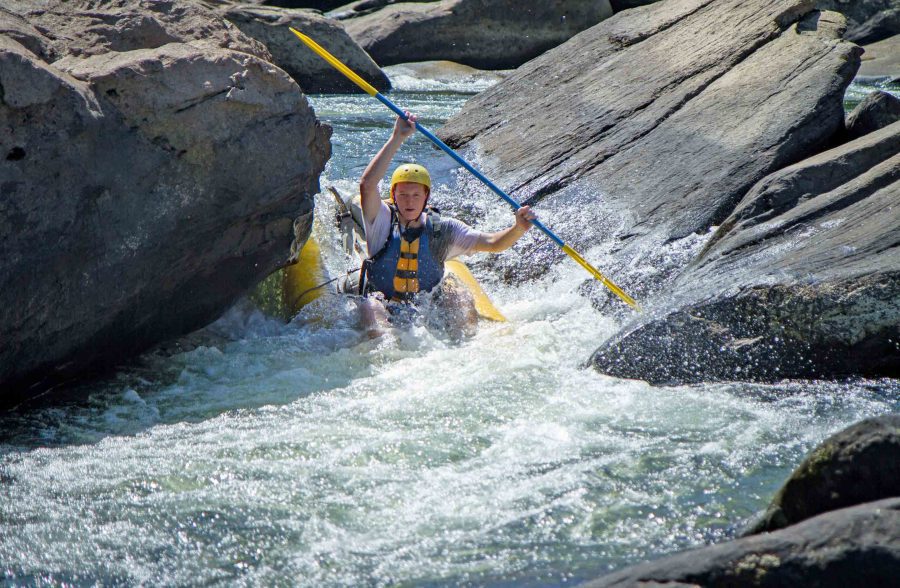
[{"left": 365, "top": 200, "right": 483, "bottom": 260}]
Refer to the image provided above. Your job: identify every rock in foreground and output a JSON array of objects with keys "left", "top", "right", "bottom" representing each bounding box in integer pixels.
[
  {"left": 0, "top": 1, "right": 330, "bottom": 407},
  {"left": 583, "top": 498, "right": 900, "bottom": 588},
  {"left": 591, "top": 121, "right": 900, "bottom": 383},
  {"left": 746, "top": 415, "right": 900, "bottom": 535}
]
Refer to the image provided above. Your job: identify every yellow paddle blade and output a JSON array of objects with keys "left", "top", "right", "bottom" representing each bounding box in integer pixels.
[
  {"left": 561, "top": 245, "right": 640, "bottom": 311},
  {"left": 289, "top": 27, "right": 379, "bottom": 96},
  {"left": 445, "top": 260, "right": 507, "bottom": 322},
  {"left": 283, "top": 235, "right": 327, "bottom": 313}
]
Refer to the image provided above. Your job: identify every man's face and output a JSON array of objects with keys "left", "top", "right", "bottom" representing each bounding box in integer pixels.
[{"left": 393, "top": 182, "right": 429, "bottom": 223}]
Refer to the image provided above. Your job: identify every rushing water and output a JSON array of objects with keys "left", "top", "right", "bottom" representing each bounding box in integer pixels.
[
  {"left": 843, "top": 76, "right": 900, "bottom": 111},
  {"left": 2, "top": 76, "right": 898, "bottom": 587}
]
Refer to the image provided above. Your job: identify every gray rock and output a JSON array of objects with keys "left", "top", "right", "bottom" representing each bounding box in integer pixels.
[
  {"left": 3, "top": 0, "right": 271, "bottom": 62},
  {"left": 438, "top": 2, "right": 861, "bottom": 292},
  {"left": 858, "top": 34, "right": 900, "bottom": 79},
  {"left": 602, "top": 0, "right": 900, "bottom": 44},
  {"left": 0, "top": 6, "right": 52, "bottom": 61},
  {"left": 582, "top": 498, "right": 900, "bottom": 588},
  {"left": 219, "top": 4, "right": 390, "bottom": 93},
  {"left": 591, "top": 121, "right": 900, "bottom": 383},
  {"left": 0, "top": 7, "right": 330, "bottom": 406},
  {"left": 343, "top": 0, "right": 614, "bottom": 69},
  {"left": 746, "top": 415, "right": 900, "bottom": 535},
  {"left": 845, "top": 89, "right": 900, "bottom": 140},
  {"left": 817, "top": 0, "right": 900, "bottom": 44}
]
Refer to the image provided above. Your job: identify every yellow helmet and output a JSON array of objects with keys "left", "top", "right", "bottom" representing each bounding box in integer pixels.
[{"left": 390, "top": 163, "right": 431, "bottom": 200}]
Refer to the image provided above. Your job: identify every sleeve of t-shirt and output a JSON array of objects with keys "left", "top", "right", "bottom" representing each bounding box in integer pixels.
[
  {"left": 364, "top": 200, "right": 392, "bottom": 258},
  {"left": 443, "top": 217, "right": 485, "bottom": 260}
]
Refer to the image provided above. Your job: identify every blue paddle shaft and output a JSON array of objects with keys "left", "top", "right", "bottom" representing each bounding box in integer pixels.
[{"left": 375, "top": 93, "right": 564, "bottom": 248}]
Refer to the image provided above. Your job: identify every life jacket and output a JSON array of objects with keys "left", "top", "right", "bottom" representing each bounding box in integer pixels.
[{"left": 362, "top": 204, "right": 452, "bottom": 301}]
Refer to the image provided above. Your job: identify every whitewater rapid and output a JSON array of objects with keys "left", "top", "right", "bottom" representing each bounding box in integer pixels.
[{"left": 2, "top": 77, "right": 898, "bottom": 587}]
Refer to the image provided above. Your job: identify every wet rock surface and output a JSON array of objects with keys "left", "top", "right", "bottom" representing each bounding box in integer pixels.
[
  {"left": 817, "top": 0, "right": 900, "bottom": 44},
  {"left": 746, "top": 415, "right": 900, "bottom": 535},
  {"left": 583, "top": 497, "right": 900, "bottom": 588},
  {"left": 590, "top": 121, "right": 900, "bottom": 383},
  {"left": 0, "top": 0, "right": 331, "bottom": 407},
  {"left": 342, "top": 0, "right": 613, "bottom": 69},
  {"left": 439, "top": 1, "right": 861, "bottom": 289},
  {"left": 219, "top": 3, "right": 390, "bottom": 93}
]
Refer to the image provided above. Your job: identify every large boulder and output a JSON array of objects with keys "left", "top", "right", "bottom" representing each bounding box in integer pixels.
[
  {"left": 438, "top": 1, "right": 861, "bottom": 293},
  {"left": 1, "top": 0, "right": 271, "bottom": 61},
  {"left": 0, "top": 2, "right": 331, "bottom": 406},
  {"left": 817, "top": 0, "right": 900, "bottom": 44},
  {"left": 602, "top": 0, "right": 900, "bottom": 44},
  {"left": 591, "top": 121, "right": 900, "bottom": 383},
  {"left": 219, "top": 4, "right": 390, "bottom": 93},
  {"left": 858, "top": 34, "right": 900, "bottom": 80},
  {"left": 342, "top": 0, "right": 614, "bottom": 69},
  {"left": 746, "top": 415, "right": 900, "bottom": 535},
  {"left": 845, "top": 89, "right": 900, "bottom": 140},
  {"left": 583, "top": 497, "right": 900, "bottom": 588}
]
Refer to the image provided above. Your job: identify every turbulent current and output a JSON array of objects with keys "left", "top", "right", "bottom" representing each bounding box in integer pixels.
[{"left": 2, "top": 76, "right": 899, "bottom": 586}]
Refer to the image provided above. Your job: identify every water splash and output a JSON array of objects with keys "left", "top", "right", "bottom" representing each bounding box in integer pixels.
[{"left": 2, "top": 87, "right": 898, "bottom": 587}]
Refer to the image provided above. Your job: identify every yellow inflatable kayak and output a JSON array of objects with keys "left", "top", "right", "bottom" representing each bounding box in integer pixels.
[
  {"left": 281, "top": 187, "right": 505, "bottom": 322},
  {"left": 282, "top": 235, "right": 326, "bottom": 311}
]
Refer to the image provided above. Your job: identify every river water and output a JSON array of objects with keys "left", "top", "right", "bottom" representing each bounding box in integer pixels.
[{"left": 1, "top": 74, "right": 898, "bottom": 586}]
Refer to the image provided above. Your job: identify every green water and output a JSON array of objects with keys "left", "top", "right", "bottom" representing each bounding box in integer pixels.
[
  {"left": 843, "top": 76, "right": 900, "bottom": 111},
  {"left": 1, "top": 79, "right": 897, "bottom": 587}
]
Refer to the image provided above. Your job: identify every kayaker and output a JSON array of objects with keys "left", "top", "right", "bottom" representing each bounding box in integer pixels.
[{"left": 359, "top": 111, "right": 536, "bottom": 309}]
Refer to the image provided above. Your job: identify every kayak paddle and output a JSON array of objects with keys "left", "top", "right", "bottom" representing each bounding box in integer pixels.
[{"left": 288, "top": 28, "right": 639, "bottom": 310}]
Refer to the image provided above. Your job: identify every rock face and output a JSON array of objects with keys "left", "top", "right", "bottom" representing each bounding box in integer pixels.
[
  {"left": 1, "top": 0, "right": 271, "bottom": 61},
  {"left": 439, "top": 1, "right": 861, "bottom": 289},
  {"left": 601, "top": 0, "right": 900, "bottom": 43},
  {"left": 220, "top": 4, "right": 390, "bottom": 93},
  {"left": 591, "top": 121, "right": 900, "bottom": 383},
  {"left": 817, "top": 0, "right": 900, "bottom": 43},
  {"left": 845, "top": 89, "right": 900, "bottom": 140},
  {"left": 746, "top": 415, "right": 900, "bottom": 535},
  {"left": 583, "top": 497, "right": 900, "bottom": 588},
  {"left": 858, "top": 34, "right": 900, "bottom": 80},
  {"left": 342, "top": 0, "right": 614, "bottom": 69},
  {"left": 0, "top": 0, "right": 331, "bottom": 407}
]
